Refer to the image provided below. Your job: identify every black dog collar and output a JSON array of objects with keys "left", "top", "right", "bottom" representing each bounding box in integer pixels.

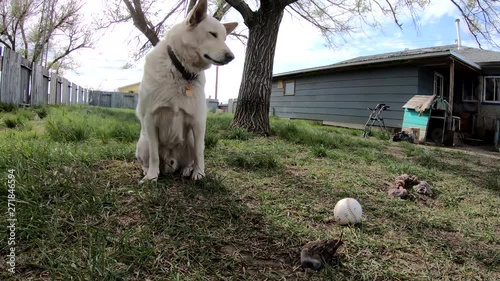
[{"left": 167, "top": 45, "right": 198, "bottom": 81}]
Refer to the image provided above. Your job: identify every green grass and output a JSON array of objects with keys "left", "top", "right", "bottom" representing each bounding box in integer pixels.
[{"left": 0, "top": 106, "right": 499, "bottom": 280}]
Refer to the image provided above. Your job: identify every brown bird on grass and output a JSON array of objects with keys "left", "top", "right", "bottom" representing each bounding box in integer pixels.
[{"left": 300, "top": 232, "right": 343, "bottom": 271}]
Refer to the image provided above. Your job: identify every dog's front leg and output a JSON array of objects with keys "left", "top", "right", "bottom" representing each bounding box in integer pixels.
[
  {"left": 191, "top": 121, "right": 206, "bottom": 180},
  {"left": 140, "top": 113, "right": 160, "bottom": 183}
]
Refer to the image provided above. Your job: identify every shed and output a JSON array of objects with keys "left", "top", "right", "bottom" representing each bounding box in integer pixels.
[{"left": 402, "top": 95, "right": 450, "bottom": 144}]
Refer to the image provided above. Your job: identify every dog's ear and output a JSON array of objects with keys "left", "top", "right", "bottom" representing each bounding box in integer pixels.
[
  {"left": 223, "top": 22, "right": 238, "bottom": 35},
  {"left": 187, "top": 0, "right": 208, "bottom": 27}
]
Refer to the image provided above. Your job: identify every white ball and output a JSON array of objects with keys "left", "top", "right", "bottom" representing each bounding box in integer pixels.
[{"left": 334, "top": 198, "right": 363, "bottom": 225}]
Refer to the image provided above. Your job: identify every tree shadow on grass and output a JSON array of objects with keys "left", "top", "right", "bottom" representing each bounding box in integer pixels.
[{"left": 410, "top": 152, "right": 500, "bottom": 197}]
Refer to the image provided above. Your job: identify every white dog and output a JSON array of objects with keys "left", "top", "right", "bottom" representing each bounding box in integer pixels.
[{"left": 135, "top": 0, "right": 237, "bottom": 183}]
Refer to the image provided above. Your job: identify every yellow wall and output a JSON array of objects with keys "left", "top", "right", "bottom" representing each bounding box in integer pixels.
[{"left": 118, "top": 82, "right": 140, "bottom": 94}]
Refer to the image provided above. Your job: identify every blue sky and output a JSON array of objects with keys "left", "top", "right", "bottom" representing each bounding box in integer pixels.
[{"left": 64, "top": 0, "right": 497, "bottom": 104}]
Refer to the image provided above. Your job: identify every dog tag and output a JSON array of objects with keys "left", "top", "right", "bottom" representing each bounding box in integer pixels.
[{"left": 185, "top": 83, "right": 193, "bottom": 96}]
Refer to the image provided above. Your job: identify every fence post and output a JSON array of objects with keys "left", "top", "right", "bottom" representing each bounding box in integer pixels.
[
  {"left": 0, "top": 46, "right": 2, "bottom": 102},
  {"left": 62, "top": 78, "right": 70, "bottom": 105},
  {"left": 30, "top": 64, "right": 49, "bottom": 106},
  {"left": 79, "top": 87, "right": 84, "bottom": 104},
  {"left": 83, "top": 88, "right": 88, "bottom": 105},
  {"left": 49, "top": 72, "right": 57, "bottom": 104},
  {"left": 71, "top": 83, "right": 78, "bottom": 104},
  {"left": 0, "top": 48, "right": 23, "bottom": 105}
]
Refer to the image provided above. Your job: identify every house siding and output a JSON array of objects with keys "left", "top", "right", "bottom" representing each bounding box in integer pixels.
[
  {"left": 417, "top": 67, "right": 435, "bottom": 95},
  {"left": 418, "top": 66, "right": 450, "bottom": 96},
  {"left": 270, "top": 66, "right": 420, "bottom": 128}
]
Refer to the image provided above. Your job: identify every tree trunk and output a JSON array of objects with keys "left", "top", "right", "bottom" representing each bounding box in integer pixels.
[{"left": 230, "top": 9, "right": 284, "bottom": 136}]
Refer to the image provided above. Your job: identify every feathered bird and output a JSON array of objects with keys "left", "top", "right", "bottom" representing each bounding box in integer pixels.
[{"left": 300, "top": 232, "right": 343, "bottom": 271}]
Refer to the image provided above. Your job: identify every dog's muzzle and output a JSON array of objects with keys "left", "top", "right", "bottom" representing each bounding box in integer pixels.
[{"left": 204, "top": 52, "right": 235, "bottom": 65}]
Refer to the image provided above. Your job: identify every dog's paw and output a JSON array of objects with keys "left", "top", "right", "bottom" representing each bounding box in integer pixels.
[
  {"left": 181, "top": 165, "right": 194, "bottom": 177},
  {"left": 139, "top": 168, "right": 159, "bottom": 184},
  {"left": 141, "top": 166, "right": 148, "bottom": 176},
  {"left": 191, "top": 167, "right": 205, "bottom": 180},
  {"left": 139, "top": 177, "right": 157, "bottom": 184}
]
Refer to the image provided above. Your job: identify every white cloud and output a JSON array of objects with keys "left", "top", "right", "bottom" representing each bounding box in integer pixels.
[{"left": 419, "top": 1, "right": 459, "bottom": 24}]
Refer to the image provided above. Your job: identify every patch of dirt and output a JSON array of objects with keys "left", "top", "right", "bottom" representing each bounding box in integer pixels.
[
  {"left": 86, "top": 159, "right": 147, "bottom": 188},
  {"left": 219, "top": 244, "right": 298, "bottom": 277}
]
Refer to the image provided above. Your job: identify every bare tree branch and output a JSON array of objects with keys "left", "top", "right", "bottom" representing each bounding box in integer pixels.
[
  {"left": 449, "top": 0, "right": 483, "bottom": 48},
  {"left": 156, "top": 0, "right": 186, "bottom": 34},
  {"left": 0, "top": 0, "right": 95, "bottom": 71},
  {"left": 213, "top": 2, "right": 232, "bottom": 20},
  {"left": 225, "top": 0, "right": 255, "bottom": 26},
  {"left": 123, "top": 0, "right": 160, "bottom": 46}
]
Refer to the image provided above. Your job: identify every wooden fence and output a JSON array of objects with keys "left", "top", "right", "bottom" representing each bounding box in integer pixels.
[{"left": 0, "top": 46, "right": 138, "bottom": 109}]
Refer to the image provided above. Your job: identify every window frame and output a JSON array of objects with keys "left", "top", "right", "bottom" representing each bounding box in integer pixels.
[
  {"left": 433, "top": 72, "right": 444, "bottom": 97},
  {"left": 283, "top": 80, "right": 295, "bottom": 96},
  {"left": 483, "top": 76, "right": 500, "bottom": 104}
]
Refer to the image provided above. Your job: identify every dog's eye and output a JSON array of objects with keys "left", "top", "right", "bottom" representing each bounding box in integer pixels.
[{"left": 209, "top": 32, "right": 217, "bottom": 38}]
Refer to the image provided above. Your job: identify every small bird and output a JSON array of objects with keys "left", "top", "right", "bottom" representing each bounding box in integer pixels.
[
  {"left": 413, "top": 181, "right": 433, "bottom": 196},
  {"left": 300, "top": 232, "right": 343, "bottom": 271}
]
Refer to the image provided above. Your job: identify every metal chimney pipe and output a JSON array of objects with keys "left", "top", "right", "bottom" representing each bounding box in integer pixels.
[{"left": 455, "top": 19, "right": 461, "bottom": 50}]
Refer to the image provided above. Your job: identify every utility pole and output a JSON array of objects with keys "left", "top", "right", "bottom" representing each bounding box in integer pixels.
[{"left": 215, "top": 65, "right": 219, "bottom": 100}]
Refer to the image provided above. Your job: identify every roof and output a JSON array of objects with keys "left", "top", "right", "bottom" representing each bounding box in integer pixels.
[
  {"left": 403, "top": 95, "right": 437, "bottom": 114},
  {"left": 403, "top": 95, "right": 450, "bottom": 113},
  {"left": 273, "top": 44, "right": 500, "bottom": 78},
  {"left": 117, "top": 82, "right": 140, "bottom": 91}
]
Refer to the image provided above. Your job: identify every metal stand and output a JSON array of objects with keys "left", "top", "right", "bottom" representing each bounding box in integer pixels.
[{"left": 362, "top": 104, "right": 390, "bottom": 138}]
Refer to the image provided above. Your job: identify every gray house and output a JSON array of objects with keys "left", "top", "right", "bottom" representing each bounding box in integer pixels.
[{"left": 271, "top": 44, "right": 500, "bottom": 145}]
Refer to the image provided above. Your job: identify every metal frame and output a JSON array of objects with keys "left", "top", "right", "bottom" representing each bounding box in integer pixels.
[{"left": 362, "top": 103, "right": 390, "bottom": 138}]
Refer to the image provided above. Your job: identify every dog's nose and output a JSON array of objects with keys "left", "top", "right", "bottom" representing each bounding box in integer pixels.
[{"left": 224, "top": 52, "right": 234, "bottom": 63}]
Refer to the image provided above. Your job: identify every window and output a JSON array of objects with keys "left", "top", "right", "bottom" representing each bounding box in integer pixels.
[
  {"left": 433, "top": 72, "right": 444, "bottom": 96},
  {"left": 284, "top": 80, "right": 295, "bottom": 96},
  {"left": 462, "top": 79, "right": 478, "bottom": 102},
  {"left": 484, "top": 77, "right": 500, "bottom": 103}
]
